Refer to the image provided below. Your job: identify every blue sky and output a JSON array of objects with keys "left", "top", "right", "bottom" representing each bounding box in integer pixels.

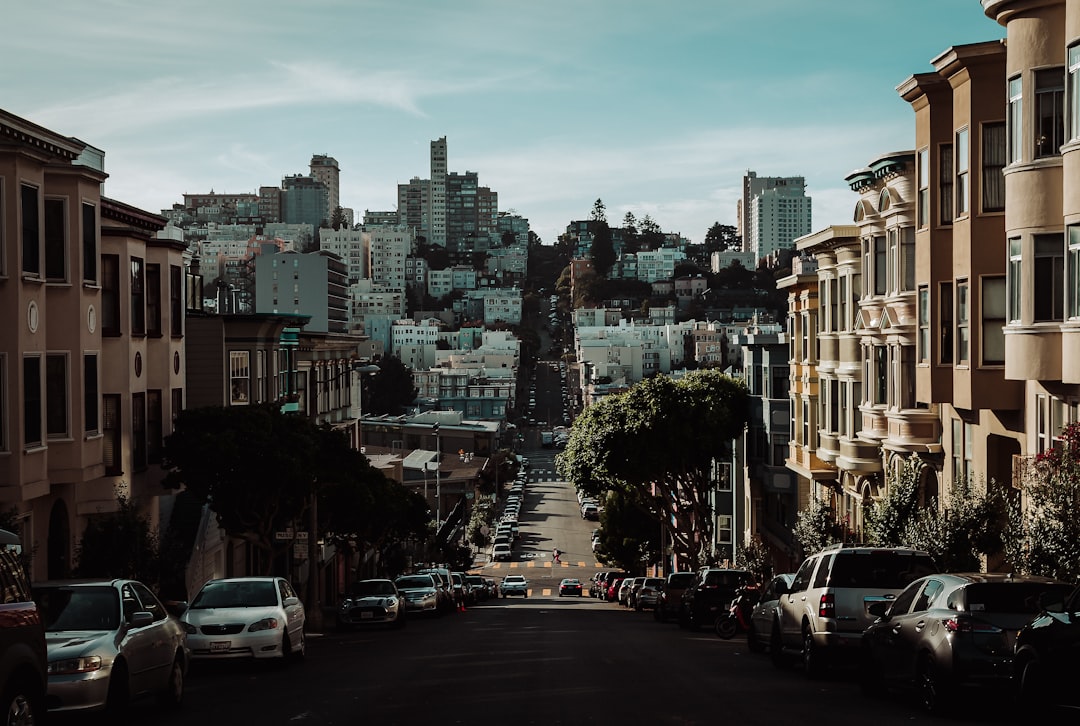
[{"left": 3, "top": 1, "right": 1003, "bottom": 246}]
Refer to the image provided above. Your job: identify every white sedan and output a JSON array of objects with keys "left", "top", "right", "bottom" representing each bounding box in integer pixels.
[
  {"left": 181, "top": 577, "right": 305, "bottom": 661},
  {"left": 500, "top": 576, "right": 529, "bottom": 598}
]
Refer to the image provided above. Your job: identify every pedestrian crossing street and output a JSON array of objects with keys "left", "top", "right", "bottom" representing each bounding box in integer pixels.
[{"left": 482, "top": 560, "right": 599, "bottom": 569}]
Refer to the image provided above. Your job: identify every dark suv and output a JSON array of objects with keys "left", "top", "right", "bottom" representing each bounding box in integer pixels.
[
  {"left": 679, "top": 568, "right": 753, "bottom": 630},
  {"left": 772, "top": 545, "right": 937, "bottom": 677},
  {"left": 0, "top": 528, "right": 46, "bottom": 724},
  {"left": 654, "top": 572, "right": 697, "bottom": 623}
]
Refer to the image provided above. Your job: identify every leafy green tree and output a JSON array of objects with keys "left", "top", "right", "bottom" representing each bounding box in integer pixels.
[
  {"left": 638, "top": 215, "right": 664, "bottom": 251},
  {"left": 590, "top": 222, "right": 616, "bottom": 276},
  {"left": 704, "top": 222, "right": 739, "bottom": 253},
  {"left": 1005, "top": 422, "right": 1080, "bottom": 581},
  {"left": 329, "top": 206, "right": 347, "bottom": 230},
  {"left": 557, "top": 370, "right": 749, "bottom": 568},
  {"left": 864, "top": 462, "right": 920, "bottom": 548},
  {"left": 593, "top": 489, "right": 660, "bottom": 573},
  {"left": 162, "top": 404, "right": 322, "bottom": 573},
  {"left": 737, "top": 535, "right": 774, "bottom": 584},
  {"left": 363, "top": 356, "right": 419, "bottom": 415},
  {"left": 74, "top": 492, "right": 160, "bottom": 585},
  {"left": 590, "top": 198, "right": 607, "bottom": 224},
  {"left": 793, "top": 496, "right": 839, "bottom": 559},
  {"left": 621, "top": 212, "right": 641, "bottom": 255}
]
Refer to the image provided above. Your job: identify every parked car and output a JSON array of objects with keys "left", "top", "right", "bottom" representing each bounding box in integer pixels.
[
  {"left": 181, "top": 576, "right": 306, "bottom": 661},
  {"left": 772, "top": 545, "right": 937, "bottom": 677},
  {"left": 394, "top": 574, "right": 441, "bottom": 617},
  {"left": 1012, "top": 582, "right": 1080, "bottom": 711},
  {"left": 679, "top": 568, "right": 753, "bottom": 631},
  {"left": 0, "top": 530, "right": 47, "bottom": 723},
  {"left": 589, "top": 572, "right": 608, "bottom": 599},
  {"left": 493, "top": 543, "right": 512, "bottom": 562},
  {"left": 337, "top": 579, "right": 405, "bottom": 629},
  {"left": 559, "top": 579, "right": 583, "bottom": 597},
  {"left": 747, "top": 573, "right": 795, "bottom": 652},
  {"left": 606, "top": 577, "right": 627, "bottom": 603},
  {"left": 581, "top": 504, "right": 599, "bottom": 520},
  {"left": 416, "top": 568, "right": 456, "bottom": 614},
  {"left": 466, "top": 575, "right": 490, "bottom": 601},
  {"left": 500, "top": 576, "right": 529, "bottom": 598},
  {"left": 861, "top": 573, "right": 1070, "bottom": 714},
  {"left": 618, "top": 578, "right": 639, "bottom": 607},
  {"left": 635, "top": 578, "right": 665, "bottom": 611},
  {"left": 34, "top": 578, "right": 188, "bottom": 714}
]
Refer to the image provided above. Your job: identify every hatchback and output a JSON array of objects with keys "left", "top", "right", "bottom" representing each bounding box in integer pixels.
[
  {"left": 181, "top": 576, "right": 305, "bottom": 661},
  {"left": 861, "top": 573, "right": 1070, "bottom": 714},
  {"left": 34, "top": 578, "right": 188, "bottom": 714},
  {"left": 337, "top": 579, "right": 405, "bottom": 629}
]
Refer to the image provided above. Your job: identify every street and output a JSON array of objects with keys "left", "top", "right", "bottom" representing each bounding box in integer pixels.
[{"left": 111, "top": 472, "right": 1020, "bottom": 726}]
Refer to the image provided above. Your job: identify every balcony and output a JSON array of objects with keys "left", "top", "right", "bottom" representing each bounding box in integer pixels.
[
  {"left": 881, "top": 407, "right": 942, "bottom": 455},
  {"left": 1004, "top": 323, "right": 1062, "bottom": 381},
  {"left": 835, "top": 435, "right": 882, "bottom": 475}
]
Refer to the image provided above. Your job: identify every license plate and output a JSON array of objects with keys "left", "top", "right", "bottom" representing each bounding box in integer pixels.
[
  {"left": 210, "top": 641, "right": 230, "bottom": 652},
  {"left": 361, "top": 612, "right": 373, "bottom": 619}
]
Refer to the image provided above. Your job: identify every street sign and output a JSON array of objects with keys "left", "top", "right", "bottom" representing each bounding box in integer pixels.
[
  {"left": 295, "top": 531, "right": 309, "bottom": 543},
  {"left": 293, "top": 544, "right": 308, "bottom": 559},
  {"left": 274, "top": 529, "right": 294, "bottom": 541}
]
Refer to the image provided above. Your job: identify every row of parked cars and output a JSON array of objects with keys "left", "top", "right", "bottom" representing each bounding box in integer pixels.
[
  {"left": 492, "top": 468, "right": 528, "bottom": 561},
  {"left": 594, "top": 544, "right": 1080, "bottom": 715}
]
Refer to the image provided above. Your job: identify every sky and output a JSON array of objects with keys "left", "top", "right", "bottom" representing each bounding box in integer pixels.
[{"left": 3, "top": 1, "right": 1005, "bottom": 247}]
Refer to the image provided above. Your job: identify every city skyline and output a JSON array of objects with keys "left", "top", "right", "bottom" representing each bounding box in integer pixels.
[{"left": 5, "top": 1, "right": 1002, "bottom": 246}]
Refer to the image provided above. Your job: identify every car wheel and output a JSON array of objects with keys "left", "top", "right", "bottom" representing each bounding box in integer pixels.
[
  {"left": 770, "top": 621, "right": 786, "bottom": 668},
  {"left": 715, "top": 614, "right": 738, "bottom": 639},
  {"left": 746, "top": 622, "right": 764, "bottom": 653},
  {"left": 802, "top": 627, "right": 823, "bottom": 678},
  {"left": 104, "top": 662, "right": 130, "bottom": 717},
  {"left": 1, "top": 677, "right": 43, "bottom": 726},
  {"left": 157, "top": 654, "right": 185, "bottom": 708},
  {"left": 918, "top": 654, "right": 951, "bottom": 715},
  {"left": 1016, "top": 656, "right": 1045, "bottom": 709}
]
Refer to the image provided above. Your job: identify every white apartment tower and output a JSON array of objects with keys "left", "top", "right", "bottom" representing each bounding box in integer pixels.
[{"left": 741, "top": 171, "right": 812, "bottom": 258}]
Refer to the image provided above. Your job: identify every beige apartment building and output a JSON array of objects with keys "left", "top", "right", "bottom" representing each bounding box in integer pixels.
[{"left": 1, "top": 109, "right": 187, "bottom": 580}]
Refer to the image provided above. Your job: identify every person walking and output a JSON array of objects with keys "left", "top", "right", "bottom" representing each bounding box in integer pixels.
[{"left": 552, "top": 548, "right": 561, "bottom": 564}]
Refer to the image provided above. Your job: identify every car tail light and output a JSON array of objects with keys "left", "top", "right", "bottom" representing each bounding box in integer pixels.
[
  {"left": 818, "top": 592, "right": 835, "bottom": 618},
  {"left": 943, "top": 617, "right": 1002, "bottom": 634}
]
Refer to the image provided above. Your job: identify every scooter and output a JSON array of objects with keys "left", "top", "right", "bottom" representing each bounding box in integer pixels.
[{"left": 715, "top": 584, "right": 758, "bottom": 639}]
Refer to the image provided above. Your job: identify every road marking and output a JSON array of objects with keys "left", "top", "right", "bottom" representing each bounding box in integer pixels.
[{"left": 542, "top": 589, "right": 552, "bottom": 596}]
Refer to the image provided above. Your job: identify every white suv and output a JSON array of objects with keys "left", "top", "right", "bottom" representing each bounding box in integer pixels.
[{"left": 771, "top": 545, "right": 936, "bottom": 677}]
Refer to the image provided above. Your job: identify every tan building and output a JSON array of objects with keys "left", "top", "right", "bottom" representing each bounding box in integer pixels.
[{"left": 0, "top": 108, "right": 189, "bottom": 580}]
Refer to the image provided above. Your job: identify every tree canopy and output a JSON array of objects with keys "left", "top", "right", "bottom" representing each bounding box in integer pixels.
[
  {"left": 363, "top": 356, "right": 419, "bottom": 415},
  {"left": 556, "top": 370, "right": 750, "bottom": 568},
  {"left": 590, "top": 222, "right": 616, "bottom": 277}
]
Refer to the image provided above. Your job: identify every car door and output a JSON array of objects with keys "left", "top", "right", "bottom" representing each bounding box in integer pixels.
[
  {"left": 865, "top": 578, "right": 923, "bottom": 683},
  {"left": 277, "top": 579, "right": 305, "bottom": 648},
  {"left": 751, "top": 576, "right": 781, "bottom": 640},
  {"left": 779, "top": 557, "right": 817, "bottom": 645},
  {"left": 119, "top": 582, "right": 170, "bottom": 696}
]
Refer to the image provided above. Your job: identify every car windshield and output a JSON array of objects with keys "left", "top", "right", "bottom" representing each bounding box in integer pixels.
[
  {"left": 829, "top": 552, "right": 937, "bottom": 589},
  {"left": 960, "top": 583, "right": 1074, "bottom": 614},
  {"left": 505, "top": 577, "right": 525, "bottom": 584},
  {"left": 347, "top": 580, "right": 396, "bottom": 597},
  {"left": 644, "top": 578, "right": 664, "bottom": 587},
  {"left": 703, "top": 571, "right": 750, "bottom": 587},
  {"left": 35, "top": 586, "right": 120, "bottom": 632},
  {"left": 191, "top": 580, "right": 278, "bottom": 609},
  {"left": 396, "top": 576, "right": 435, "bottom": 589},
  {"left": 668, "top": 573, "right": 697, "bottom": 588}
]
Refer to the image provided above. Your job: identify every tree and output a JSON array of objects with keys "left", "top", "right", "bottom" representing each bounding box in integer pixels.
[
  {"left": 1006, "top": 422, "right": 1080, "bottom": 581},
  {"left": 162, "top": 404, "right": 322, "bottom": 574},
  {"left": 329, "top": 206, "right": 347, "bottom": 231},
  {"left": 638, "top": 215, "right": 664, "bottom": 251},
  {"left": 621, "top": 212, "right": 641, "bottom": 255},
  {"left": 501, "top": 231, "right": 516, "bottom": 248},
  {"left": 590, "top": 198, "right": 607, "bottom": 224},
  {"left": 74, "top": 492, "right": 160, "bottom": 585},
  {"left": 363, "top": 356, "right": 419, "bottom": 415},
  {"left": 704, "top": 223, "right": 739, "bottom": 253},
  {"left": 556, "top": 370, "right": 750, "bottom": 568},
  {"left": 593, "top": 489, "right": 660, "bottom": 573},
  {"left": 793, "top": 496, "right": 839, "bottom": 559},
  {"left": 590, "top": 222, "right": 616, "bottom": 276}
]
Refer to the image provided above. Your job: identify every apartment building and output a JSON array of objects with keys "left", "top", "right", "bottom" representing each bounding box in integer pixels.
[{"left": 0, "top": 108, "right": 189, "bottom": 580}]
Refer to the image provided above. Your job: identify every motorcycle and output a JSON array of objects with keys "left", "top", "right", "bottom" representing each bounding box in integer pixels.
[{"left": 715, "top": 584, "right": 758, "bottom": 639}]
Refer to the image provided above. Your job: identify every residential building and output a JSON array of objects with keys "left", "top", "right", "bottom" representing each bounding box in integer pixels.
[
  {"left": 254, "top": 248, "right": 349, "bottom": 334},
  {"left": 309, "top": 154, "right": 340, "bottom": 222},
  {"left": 281, "top": 174, "right": 328, "bottom": 229},
  {"left": 749, "top": 177, "right": 813, "bottom": 263}
]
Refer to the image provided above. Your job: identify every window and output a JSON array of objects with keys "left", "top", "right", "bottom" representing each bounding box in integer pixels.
[
  {"left": 1069, "top": 226, "right": 1080, "bottom": 319},
  {"left": 82, "top": 203, "right": 97, "bottom": 283},
  {"left": 1035, "top": 68, "right": 1065, "bottom": 158},
  {"left": 940, "top": 282, "right": 954, "bottom": 365},
  {"left": 952, "top": 419, "right": 963, "bottom": 482},
  {"left": 44, "top": 198, "right": 66, "bottom": 281},
  {"left": 983, "top": 122, "right": 1006, "bottom": 212},
  {"left": 84, "top": 354, "right": 98, "bottom": 434},
  {"left": 1070, "top": 46, "right": 1080, "bottom": 142},
  {"left": 917, "top": 149, "right": 929, "bottom": 228},
  {"left": 45, "top": 353, "right": 68, "bottom": 438},
  {"left": 132, "top": 392, "right": 146, "bottom": 471},
  {"left": 230, "top": 351, "right": 250, "bottom": 405},
  {"left": 1034, "top": 234, "right": 1064, "bottom": 322},
  {"left": 900, "top": 227, "right": 915, "bottom": 292},
  {"left": 918, "top": 287, "right": 930, "bottom": 363},
  {"left": 982, "top": 277, "right": 1006, "bottom": 364},
  {"left": 101, "top": 255, "right": 120, "bottom": 336},
  {"left": 169, "top": 265, "right": 183, "bottom": 336},
  {"left": 146, "top": 264, "right": 161, "bottom": 337},
  {"left": 716, "top": 515, "right": 732, "bottom": 545},
  {"left": 940, "top": 143, "right": 954, "bottom": 224},
  {"left": 873, "top": 345, "right": 888, "bottom": 405},
  {"left": 130, "top": 257, "right": 145, "bottom": 336},
  {"left": 957, "top": 280, "right": 969, "bottom": 365},
  {"left": 873, "top": 236, "right": 886, "bottom": 296},
  {"left": 147, "top": 390, "right": 162, "bottom": 464},
  {"left": 802, "top": 398, "right": 812, "bottom": 449},
  {"left": 1008, "top": 237, "right": 1023, "bottom": 322},
  {"left": 23, "top": 356, "right": 42, "bottom": 448},
  {"left": 21, "top": 185, "right": 40, "bottom": 276},
  {"left": 103, "top": 394, "right": 121, "bottom": 475},
  {"left": 1008, "top": 76, "right": 1023, "bottom": 164},
  {"left": 956, "top": 129, "right": 969, "bottom": 216}
]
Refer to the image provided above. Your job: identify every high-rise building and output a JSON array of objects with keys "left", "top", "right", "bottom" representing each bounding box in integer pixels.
[
  {"left": 741, "top": 171, "right": 812, "bottom": 259},
  {"left": 430, "top": 137, "right": 447, "bottom": 247},
  {"left": 309, "top": 154, "right": 340, "bottom": 222},
  {"left": 281, "top": 174, "right": 329, "bottom": 229}
]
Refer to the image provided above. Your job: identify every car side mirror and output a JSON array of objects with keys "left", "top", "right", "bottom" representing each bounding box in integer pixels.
[
  {"left": 774, "top": 580, "right": 789, "bottom": 596},
  {"left": 128, "top": 611, "right": 154, "bottom": 628},
  {"left": 284, "top": 596, "right": 300, "bottom": 607},
  {"left": 867, "top": 601, "right": 890, "bottom": 619}
]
